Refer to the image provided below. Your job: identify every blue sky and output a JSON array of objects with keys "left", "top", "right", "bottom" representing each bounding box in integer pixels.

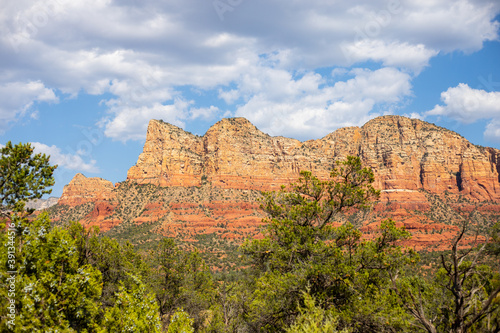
[{"left": 1, "top": 0, "right": 500, "bottom": 198}]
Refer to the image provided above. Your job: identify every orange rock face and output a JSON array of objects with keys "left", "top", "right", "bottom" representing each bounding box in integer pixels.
[
  {"left": 58, "top": 173, "right": 116, "bottom": 206},
  {"left": 81, "top": 201, "right": 120, "bottom": 232},
  {"left": 127, "top": 116, "right": 500, "bottom": 201},
  {"left": 53, "top": 116, "right": 500, "bottom": 252}
]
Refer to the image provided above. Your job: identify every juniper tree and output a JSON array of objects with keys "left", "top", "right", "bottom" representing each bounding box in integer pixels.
[{"left": 240, "top": 156, "right": 416, "bottom": 331}]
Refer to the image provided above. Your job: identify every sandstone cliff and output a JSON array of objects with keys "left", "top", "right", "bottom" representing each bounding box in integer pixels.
[
  {"left": 58, "top": 173, "right": 116, "bottom": 206},
  {"left": 127, "top": 116, "right": 500, "bottom": 201},
  {"left": 52, "top": 116, "right": 500, "bottom": 255}
]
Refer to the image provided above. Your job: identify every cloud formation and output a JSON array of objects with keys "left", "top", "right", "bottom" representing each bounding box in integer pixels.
[
  {"left": 32, "top": 142, "right": 99, "bottom": 173},
  {"left": 235, "top": 67, "right": 412, "bottom": 139},
  {"left": 0, "top": 81, "right": 58, "bottom": 133},
  {"left": 0, "top": 0, "right": 498, "bottom": 141},
  {"left": 427, "top": 83, "right": 500, "bottom": 141},
  {"left": 427, "top": 84, "right": 500, "bottom": 123}
]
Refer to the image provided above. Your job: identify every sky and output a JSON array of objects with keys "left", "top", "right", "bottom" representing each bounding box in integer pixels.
[{"left": 1, "top": 0, "right": 500, "bottom": 198}]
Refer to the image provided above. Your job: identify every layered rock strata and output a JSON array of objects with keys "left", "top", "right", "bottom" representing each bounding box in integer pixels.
[
  {"left": 126, "top": 116, "right": 500, "bottom": 201},
  {"left": 58, "top": 173, "right": 116, "bottom": 206}
]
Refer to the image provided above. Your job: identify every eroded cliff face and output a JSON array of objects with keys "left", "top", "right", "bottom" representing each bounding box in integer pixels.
[
  {"left": 127, "top": 116, "right": 500, "bottom": 201},
  {"left": 126, "top": 118, "right": 305, "bottom": 190},
  {"left": 58, "top": 173, "right": 116, "bottom": 206},
  {"left": 53, "top": 116, "right": 500, "bottom": 253}
]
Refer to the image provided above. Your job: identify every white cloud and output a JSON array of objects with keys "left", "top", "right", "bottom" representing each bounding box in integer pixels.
[
  {"left": 103, "top": 100, "right": 189, "bottom": 142},
  {"left": 484, "top": 120, "right": 500, "bottom": 142},
  {"left": 404, "top": 112, "right": 424, "bottom": 120},
  {"left": 0, "top": 81, "right": 58, "bottom": 133},
  {"left": 218, "top": 89, "right": 240, "bottom": 104},
  {"left": 235, "top": 67, "right": 412, "bottom": 139},
  {"left": 426, "top": 84, "right": 500, "bottom": 123},
  {"left": 340, "top": 40, "right": 438, "bottom": 73},
  {"left": 0, "top": 0, "right": 498, "bottom": 140},
  {"left": 426, "top": 83, "right": 500, "bottom": 143},
  {"left": 190, "top": 106, "right": 220, "bottom": 121},
  {"left": 32, "top": 142, "right": 99, "bottom": 173}
]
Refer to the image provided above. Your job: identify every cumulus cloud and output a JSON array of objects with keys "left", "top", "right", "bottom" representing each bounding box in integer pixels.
[
  {"left": 32, "top": 142, "right": 99, "bottom": 173},
  {"left": 427, "top": 84, "right": 500, "bottom": 123},
  {"left": 484, "top": 120, "right": 500, "bottom": 142},
  {"left": 0, "top": 81, "right": 58, "bottom": 133},
  {"left": 427, "top": 84, "right": 500, "bottom": 142},
  {"left": 235, "top": 67, "right": 412, "bottom": 139},
  {"left": 403, "top": 112, "right": 424, "bottom": 120},
  {"left": 340, "top": 40, "right": 438, "bottom": 73},
  {"left": 0, "top": 0, "right": 498, "bottom": 139},
  {"left": 190, "top": 106, "right": 220, "bottom": 121},
  {"left": 102, "top": 100, "right": 190, "bottom": 142}
]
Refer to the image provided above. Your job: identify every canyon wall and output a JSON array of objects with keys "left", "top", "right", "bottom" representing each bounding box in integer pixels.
[
  {"left": 126, "top": 116, "right": 500, "bottom": 201},
  {"left": 54, "top": 116, "right": 500, "bottom": 251}
]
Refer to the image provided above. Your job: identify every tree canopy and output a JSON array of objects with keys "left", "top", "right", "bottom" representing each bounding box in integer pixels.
[
  {"left": 1, "top": 149, "right": 499, "bottom": 332},
  {"left": 0, "top": 141, "right": 56, "bottom": 218}
]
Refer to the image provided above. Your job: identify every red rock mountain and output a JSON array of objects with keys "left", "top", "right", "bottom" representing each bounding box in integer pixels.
[
  {"left": 52, "top": 116, "right": 500, "bottom": 251},
  {"left": 59, "top": 173, "right": 116, "bottom": 206},
  {"left": 127, "top": 116, "right": 500, "bottom": 200}
]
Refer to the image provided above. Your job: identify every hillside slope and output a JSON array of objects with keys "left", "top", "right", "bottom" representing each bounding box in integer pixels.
[{"left": 49, "top": 116, "right": 500, "bottom": 258}]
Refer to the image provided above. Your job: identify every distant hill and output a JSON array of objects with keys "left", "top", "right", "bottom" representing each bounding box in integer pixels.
[
  {"left": 47, "top": 116, "right": 500, "bottom": 261},
  {"left": 26, "top": 197, "right": 59, "bottom": 211}
]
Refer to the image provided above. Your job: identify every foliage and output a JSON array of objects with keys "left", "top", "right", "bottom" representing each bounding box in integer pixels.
[
  {"left": 240, "top": 156, "right": 417, "bottom": 331},
  {"left": 0, "top": 141, "right": 56, "bottom": 218},
  {"left": 259, "top": 156, "right": 379, "bottom": 230},
  {"left": 286, "top": 292, "right": 349, "bottom": 333},
  {"left": 167, "top": 308, "right": 195, "bottom": 333},
  {"left": 486, "top": 222, "right": 500, "bottom": 257},
  {"left": 0, "top": 213, "right": 102, "bottom": 332},
  {"left": 66, "top": 221, "right": 149, "bottom": 309},
  {"left": 1, "top": 147, "right": 499, "bottom": 332},
  {"left": 101, "top": 275, "right": 162, "bottom": 333},
  {"left": 149, "top": 237, "right": 221, "bottom": 331},
  {"left": 393, "top": 219, "right": 500, "bottom": 333}
]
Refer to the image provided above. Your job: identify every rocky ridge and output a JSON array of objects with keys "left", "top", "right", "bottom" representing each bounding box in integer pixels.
[
  {"left": 26, "top": 197, "right": 60, "bottom": 210},
  {"left": 127, "top": 116, "right": 500, "bottom": 201},
  {"left": 58, "top": 173, "right": 116, "bottom": 206},
  {"left": 52, "top": 116, "right": 500, "bottom": 254}
]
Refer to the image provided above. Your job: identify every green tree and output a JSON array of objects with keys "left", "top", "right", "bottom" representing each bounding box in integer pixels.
[
  {"left": 101, "top": 275, "right": 162, "bottom": 333},
  {"left": 240, "top": 157, "right": 416, "bottom": 331},
  {"left": 150, "top": 238, "right": 220, "bottom": 331},
  {"left": 286, "top": 292, "right": 349, "bottom": 333},
  {"left": 0, "top": 141, "right": 57, "bottom": 218},
  {"left": 0, "top": 213, "right": 103, "bottom": 332},
  {"left": 167, "top": 308, "right": 195, "bottom": 333},
  {"left": 67, "top": 222, "right": 149, "bottom": 309},
  {"left": 393, "top": 220, "right": 500, "bottom": 333}
]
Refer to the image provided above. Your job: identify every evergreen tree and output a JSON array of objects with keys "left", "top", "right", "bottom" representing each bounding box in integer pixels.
[
  {"left": 0, "top": 141, "right": 56, "bottom": 219},
  {"left": 0, "top": 213, "right": 102, "bottom": 332},
  {"left": 240, "top": 157, "right": 416, "bottom": 331},
  {"left": 101, "top": 275, "right": 162, "bottom": 333},
  {"left": 150, "top": 238, "right": 221, "bottom": 331}
]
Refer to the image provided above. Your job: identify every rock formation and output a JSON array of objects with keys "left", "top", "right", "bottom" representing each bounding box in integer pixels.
[
  {"left": 52, "top": 116, "right": 500, "bottom": 253},
  {"left": 127, "top": 116, "right": 500, "bottom": 201},
  {"left": 26, "top": 197, "right": 59, "bottom": 210},
  {"left": 58, "top": 173, "right": 116, "bottom": 206}
]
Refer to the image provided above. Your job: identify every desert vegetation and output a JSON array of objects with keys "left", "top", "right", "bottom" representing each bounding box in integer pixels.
[{"left": 1, "top": 142, "right": 499, "bottom": 332}]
